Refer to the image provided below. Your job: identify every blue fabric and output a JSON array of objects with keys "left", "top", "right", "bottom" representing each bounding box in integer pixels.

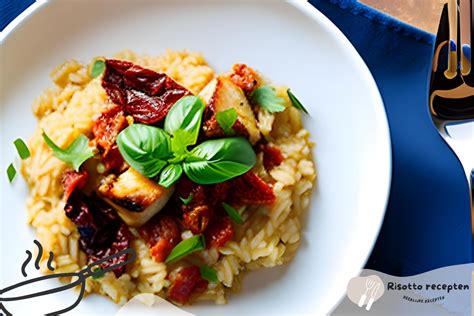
[
  {"left": 1, "top": 0, "right": 471, "bottom": 277},
  {"left": 0, "top": 0, "right": 34, "bottom": 31},
  {"left": 310, "top": 0, "right": 472, "bottom": 276}
]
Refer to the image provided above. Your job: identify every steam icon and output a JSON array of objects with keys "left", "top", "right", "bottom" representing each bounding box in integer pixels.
[{"left": 21, "top": 240, "right": 55, "bottom": 277}]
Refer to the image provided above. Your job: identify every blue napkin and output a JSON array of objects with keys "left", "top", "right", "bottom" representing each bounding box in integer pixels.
[
  {"left": 0, "top": 0, "right": 33, "bottom": 31},
  {"left": 310, "top": 0, "right": 471, "bottom": 276},
  {"left": 2, "top": 0, "right": 472, "bottom": 277}
]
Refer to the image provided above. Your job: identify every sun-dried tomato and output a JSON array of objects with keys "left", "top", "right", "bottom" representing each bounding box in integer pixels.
[
  {"left": 205, "top": 216, "right": 234, "bottom": 248},
  {"left": 208, "top": 181, "right": 231, "bottom": 204},
  {"left": 182, "top": 183, "right": 207, "bottom": 208},
  {"left": 62, "top": 170, "right": 89, "bottom": 201},
  {"left": 168, "top": 266, "right": 208, "bottom": 304},
  {"left": 101, "top": 145, "right": 125, "bottom": 173},
  {"left": 231, "top": 171, "right": 276, "bottom": 205},
  {"left": 93, "top": 105, "right": 127, "bottom": 156},
  {"left": 89, "top": 223, "right": 131, "bottom": 277},
  {"left": 102, "top": 59, "right": 191, "bottom": 124},
  {"left": 229, "top": 63, "right": 259, "bottom": 94},
  {"left": 64, "top": 192, "right": 131, "bottom": 277},
  {"left": 182, "top": 205, "right": 211, "bottom": 235},
  {"left": 138, "top": 215, "right": 181, "bottom": 262},
  {"left": 149, "top": 239, "right": 174, "bottom": 263},
  {"left": 175, "top": 176, "right": 196, "bottom": 198},
  {"left": 258, "top": 143, "right": 284, "bottom": 170},
  {"left": 176, "top": 180, "right": 214, "bottom": 234}
]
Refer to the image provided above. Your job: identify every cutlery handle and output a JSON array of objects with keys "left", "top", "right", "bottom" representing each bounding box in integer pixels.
[
  {"left": 366, "top": 297, "right": 375, "bottom": 311},
  {"left": 358, "top": 294, "right": 367, "bottom": 307}
]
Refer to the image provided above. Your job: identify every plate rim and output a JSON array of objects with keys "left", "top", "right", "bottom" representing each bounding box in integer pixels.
[{"left": 292, "top": 1, "right": 392, "bottom": 311}]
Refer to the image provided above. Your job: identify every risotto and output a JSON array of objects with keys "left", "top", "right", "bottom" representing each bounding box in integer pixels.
[{"left": 21, "top": 50, "right": 316, "bottom": 305}]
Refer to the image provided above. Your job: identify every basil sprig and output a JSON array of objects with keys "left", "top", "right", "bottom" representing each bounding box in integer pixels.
[
  {"left": 158, "top": 164, "right": 183, "bottom": 188},
  {"left": 222, "top": 202, "right": 245, "bottom": 224},
  {"left": 180, "top": 193, "right": 193, "bottom": 205},
  {"left": 216, "top": 108, "right": 237, "bottom": 135},
  {"left": 200, "top": 265, "right": 219, "bottom": 283},
  {"left": 165, "top": 234, "right": 205, "bottom": 263},
  {"left": 287, "top": 89, "right": 309, "bottom": 114},
  {"left": 117, "top": 96, "right": 256, "bottom": 187},
  {"left": 42, "top": 132, "right": 94, "bottom": 171},
  {"left": 250, "top": 85, "right": 286, "bottom": 113},
  {"left": 164, "top": 96, "right": 205, "bottom": 155},
  {"left": 184, "top": 138, "right": 255, "bottom": 185},
  {"left": 117, "top": 124, "right": 172, "bottom": 178},
  {"left": 90, "top": 59, "right": 105, "bottom": 78},
  {"left": 14, "top": 138, "right": 30, "bottom": 160},
  {"left": 7, "top": 163, "right": 16, "bottom": 183}
]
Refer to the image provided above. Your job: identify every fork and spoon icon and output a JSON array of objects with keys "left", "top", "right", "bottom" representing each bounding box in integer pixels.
[{"left": 357, "top": 278, "right": 381, "bottom": 311}]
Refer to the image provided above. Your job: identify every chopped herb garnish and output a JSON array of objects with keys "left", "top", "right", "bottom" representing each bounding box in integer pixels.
[
  {"left": 222, "top": 202, "right": 244, "bottom": 224},
  {"left": 92, "top": 267, "right": 105, "bottom": 279},
  {"left": 250, "top": 85, "right": 286, "bottom": 113},
  {"left": 180, "top": 193, "right": 193, "bottom": 205},
  {"left": 14, "top": 138, "right": 30, "bottom": 159},
  {"left": 90, "top": 59, "right": 106, "bottom": 78},
  {"left": 165, "top": 234, "right": 205, "bottom": 263},
  {"left": 42, "top": 132, "right": 94, "bottom": 171},
  {"left": 7, "top": 163, "right": 16, "bottom": 183},
  {"left": 215, "top": 108, "right": 237, "bottom": 135},
  {"left": 200, "top": 265, "right": 219, "bottom": 283},
  {"left": 287, "top": 89, "right": 308, "bottom": 114}
]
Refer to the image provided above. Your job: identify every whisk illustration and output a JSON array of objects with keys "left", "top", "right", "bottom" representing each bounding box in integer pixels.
[{"left": 0, "top": 242, "right": 136, "bottom": 316}]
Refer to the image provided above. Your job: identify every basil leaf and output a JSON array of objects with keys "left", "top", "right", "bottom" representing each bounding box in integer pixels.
[
  {"left": 90, "top": 59, "right": 105, "bottom": 78},
  {"left": 164, "top": 96, "right": 205, "bottom": 153},
  {"left": 200, "top": 265, "right": 219, "bottom": 283},
  {"left": 158, "top": 164, "right": 183, "bottom": 188},
  {"left": 170, "top": 129, "right": 192, "bottom": 156},
  {"left": 165, "top": 234, "right": 205, "bottom": 263},
  {"left": 117, "top": 124, "right": 172, "bottom": 178},
  {"left": 42, "top": 132, "right": 94, "bottom": 171},
  {"left": 180, "top": 193, "right": 193, "bottom": 205},
  {"left": 222, "top": 202, "right": 244, "bottom": 224},
  {"left": 7, "top": 163, "right": 16, "bottom": 183},
  {"left": 287, "top": 89, "right": 308, "bottom": 114},
  {"left": 250, "top": 86, "right": 286, "bottom": 113},
  {"left": 14, "top": 138, "right": 30, "bottom": 160},
  {"left": 183, "top": 137, "right": 256, "bottom": 184},
  {"left": 216, "top": 108, "right": 237, "bottom": 135}
]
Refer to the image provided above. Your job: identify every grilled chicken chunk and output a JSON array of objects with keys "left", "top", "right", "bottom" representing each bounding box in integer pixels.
[
  {"left": 99, "top": 168, "right": 174, "bottom": 227},
  {"left": 199, "top": 76, "right": 261, "bottom": 144}
]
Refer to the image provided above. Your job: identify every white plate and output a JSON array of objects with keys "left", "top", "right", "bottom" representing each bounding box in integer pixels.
[{"left": 0, "top": 1, "right": 391, "bottom": 315}]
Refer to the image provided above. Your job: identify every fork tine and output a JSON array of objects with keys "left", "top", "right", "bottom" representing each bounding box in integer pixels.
[
  {"left": 444, "top": 0, "right": 459, "bottom": 79},
  {"left": 462, "top": 0, "right": 474, "bottom": 85},
  {"left": 459, "top": 0, "right": 470, "bottom": 75},
  {"left": 432, "top": 4, "right": 450, "bottom": 75},
  {"left": 446, "top": 0, "right": 459, "bottom": 79},
  {"left": 431, "top": 3, "right": 464, "bottom": 94}
]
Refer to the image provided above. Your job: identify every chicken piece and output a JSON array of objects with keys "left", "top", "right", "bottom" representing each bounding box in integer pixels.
[
  {"left": 99, "top": 167, "right": 174, "bottom": 227},
  {"left": 199, "top": 76, "right": 261, "bottom": 144}
]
